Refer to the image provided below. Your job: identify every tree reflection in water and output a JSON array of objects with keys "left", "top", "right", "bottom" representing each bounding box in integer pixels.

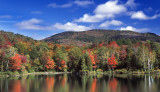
[
  {"left": 61, "top": 77, "right": 66, "bottom": 87},
  {"left": 0, "top": 74, "right": 160, "bottom": 92},
  {"left": 108, "top": 78, "right": 117, "bottom": 92},
  {"left": 11, "top": 80, "right": 21, "bottom": 92},
  {"left": 90, "top": 78, "right": 97, "bottom": 92},
  {"left": 45, "top": 77, "right": 54, "bottom": 92}
]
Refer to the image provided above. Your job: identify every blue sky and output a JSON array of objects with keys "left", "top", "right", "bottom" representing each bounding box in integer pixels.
[{"left": 0, "top": 0, "right": 160, "bottom": 40}]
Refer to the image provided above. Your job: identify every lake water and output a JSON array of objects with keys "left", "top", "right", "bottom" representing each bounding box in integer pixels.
[{"left": 0, "top": 74, "right": 160, "bottom": 92}]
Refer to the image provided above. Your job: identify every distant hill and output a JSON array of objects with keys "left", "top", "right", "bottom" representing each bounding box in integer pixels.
[
  {"left": 0, "top": 30, "right": 35, "bottom": 47},
  {"left": 1, "top": 29, "right": 159, "bottom": 47},
  {"left": 43, "top": 29, "right": 160, "bottom": 46}
]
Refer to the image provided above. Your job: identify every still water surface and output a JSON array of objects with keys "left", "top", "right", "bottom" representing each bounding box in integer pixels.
[{"left": 0, "top": 74, "right": 160, "bottom": 92}]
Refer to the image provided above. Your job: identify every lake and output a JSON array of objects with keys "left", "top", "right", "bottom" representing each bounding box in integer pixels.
[{"left": 0, "top": 74, "right": 160, "bottom": 92}]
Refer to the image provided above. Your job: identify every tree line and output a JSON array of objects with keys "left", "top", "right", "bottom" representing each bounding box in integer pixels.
[{"left": 0, "top": 31, "right": 160, "bottom": 73}]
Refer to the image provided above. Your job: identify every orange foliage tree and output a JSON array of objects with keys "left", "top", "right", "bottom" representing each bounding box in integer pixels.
[
  {"left": 60, "top": 60, "right": 67, "bottom": 71},
  {"left": 9, "top": 54, "right": 28, "bottom": 70},
  {"left": 89, "top": 52, "right": 97, "bottom": 70},
  {"left": 107, "top": 41, "right": 120, "bottom": 50},
  {"left": 9, "top": 54, "right": 22, "bottom": 70},
  {"left": 108, "top": 54, "right": 118, "bottom": 70},
  {"left": 56, "top": 58, "right": 67, "bottom": 71},
  {"left": 94, "top": 54, "right": 100, "bottom": 64},
  {"left": 98, "top": 42, "right": 105, "bottom": 47},
  {"left": 45, "top": 57, "right": 55, "bottom": 70}
]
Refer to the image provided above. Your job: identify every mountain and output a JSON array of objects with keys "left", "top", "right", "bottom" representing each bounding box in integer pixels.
[
  {"left": 1, "top": 29, "right": 159, "bottom": 47},
  {"left": 43, "top": 29, "right": 160, "bottom": 46}
]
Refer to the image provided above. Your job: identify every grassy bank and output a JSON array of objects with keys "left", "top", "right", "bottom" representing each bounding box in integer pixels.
[
  {"left": 1, "top": 69, "right": 160, "bottom": 78},
  {"left": 79, "top": 69, "right": 160, "bottom": 75},
  {"left": 104, "top": 69, "right": 160, "bottom": 75},
  {"left": 0, "top": 70, "right": 69, "bottom": 78}
]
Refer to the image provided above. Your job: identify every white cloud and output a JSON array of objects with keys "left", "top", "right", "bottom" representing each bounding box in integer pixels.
[
  {"left": 120, "top": 26, "right": 149, "bottom": 32},
  {"left": 16, "top": 18, "right": 51, "bottom": 30},
  {"left": 53, "top": 22, "right": 91, "bottom": 31},
  {"left": 0, "top": 15, "right": 12, "bottom": 19},
  {"left": 99, "top": 20, "right": 123, "bottom": 27},
  {"left": 131, "top": 11, "right": 148, "bottom": 20},
  {"left": 125, "top": 0, "right": 137, "bottom": 9},
  {"left": 31, "top": 11, "right": 42, "bottom": 14},
  {"left": 94, "top": 0, "right": 126, "bottom": 17},
  {"left": 120, "top": 26, "right": 136, "bottom": 31},
  {"left": 48, "top": 3, "right": 73, "bottom": 8},
  {"left": 131, "top": 11, "right": 160, "bottom": 20},
  {"left": 75, "top": 0, "right": 159, "bottom": 23},
  {"left": 16, "top": 18, "right": 92, "bottom": 31},
  {"left": 74, "top": 14, "right": 106, "bottom": 23},
  {"left": 74, "top": 0, "right": 94, "bottom": 7},
  {"left": 74, "top": 0, "right": 127, "bottom": 23}
]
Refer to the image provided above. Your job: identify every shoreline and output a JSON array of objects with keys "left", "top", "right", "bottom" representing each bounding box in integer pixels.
[
  {"left": 0, "top": 72, "right": 71, "bottom": 78},
  {"left": 0, "top": 69, "right": 160, "bottom": 78}
]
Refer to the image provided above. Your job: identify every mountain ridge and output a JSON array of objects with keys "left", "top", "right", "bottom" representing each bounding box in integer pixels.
[{"left": 43, "top": 29, "right": 160, "bottom": 46}]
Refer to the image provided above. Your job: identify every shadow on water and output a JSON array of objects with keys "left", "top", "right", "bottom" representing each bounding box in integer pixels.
[{"left": 0, "top": 74, "right": 160, "bottom": 92}]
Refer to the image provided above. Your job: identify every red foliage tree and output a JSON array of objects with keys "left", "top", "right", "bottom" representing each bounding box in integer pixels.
[
  {"left": 65, "top": 45, "right": 74, "bottom": 52},
  {"left": 56, "top": 58, "right": 67, "bottom": 71},
  {"left": 94, "top": 54, "right": 100, "bottom": 64},
  {"left": 98, "top": 42, "right": 104, "bottom": 47},
  {"left": 107, "top": 41, "right": 120, "bottom": 50},
  {"left": 89, "top": 52, "right": 97, "bottom": 69},
  {"left": 5, "top": 40, "right": 12, "bottom": 46},
  {"left": 56, "top": 44, "right": 61, "bottom": 48},
  {"left": 9, "top": 54, "right": 22, "bottom": 70},
  {"left": 60, "top": 60, "right": 67, "bottom": 69},
  {"left": 89, "top": 53, "right": 96, "bottom": 65},
  {"left": 60, "top": 60, "right": 65, "bottom": 65},
  {"left": 108, "top": 54, "right": 117, "bottom": 70},
  {"left": 45, "top": 57, "right": 55, "bottom": 70}
]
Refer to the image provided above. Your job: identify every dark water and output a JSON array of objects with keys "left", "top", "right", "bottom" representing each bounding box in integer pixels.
[{"left": 0, "top": 74, "right": 160, "bottom": 92}]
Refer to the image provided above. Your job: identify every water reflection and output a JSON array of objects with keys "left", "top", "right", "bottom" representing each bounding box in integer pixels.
[
  {"left": 0, "top": 74, "right": 160, "bottom": 92},
  {"left": 45, "top": 77, "right": 54, "bottom": 92},
  {"left": 108, "top": 78, "right": 117, "bottom": 92},
  {"left": 90, "top": 78, "right": 97, "bottom": 92},
  {"left": 11, "top": 80, "right": 21, "bottom": 92}
]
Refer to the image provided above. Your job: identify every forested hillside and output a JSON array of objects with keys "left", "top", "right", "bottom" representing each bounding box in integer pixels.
[
  {"left": 0, "top": 30, "right": 160, "bottom": 74},
  {"left": 44, "top": 29, "right": 160, "bottom": 46}
]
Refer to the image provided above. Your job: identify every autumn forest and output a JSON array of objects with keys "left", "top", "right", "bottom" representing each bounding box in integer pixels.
[{"left": 0, "top": 30, "right": 160, "bottom": 76}]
